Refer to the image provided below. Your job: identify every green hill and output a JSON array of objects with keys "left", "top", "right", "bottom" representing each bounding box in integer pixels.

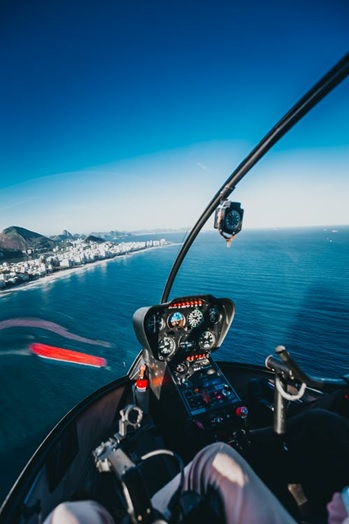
[{"left": 0, "top": 226, "right": 57, "bottom": 260}]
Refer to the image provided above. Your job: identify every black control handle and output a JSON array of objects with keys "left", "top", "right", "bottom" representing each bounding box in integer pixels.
[{"left": 266, "top": 345, "right": 349, "bottom": 390}]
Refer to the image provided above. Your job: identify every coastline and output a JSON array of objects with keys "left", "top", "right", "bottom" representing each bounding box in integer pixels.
[{"left": 0, "top": 243, "right": 176, "bottom": 297}]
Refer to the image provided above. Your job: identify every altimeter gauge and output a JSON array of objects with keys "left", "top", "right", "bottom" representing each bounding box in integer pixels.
[
  {"left": 187, "top": 308, "right": 204, "bottom": 328},
  {"left": 158, "top": 336, "right": 176, "bottom": 360},
  {"left": 198, "top": 330, "right": 216, "bottom": 350}
]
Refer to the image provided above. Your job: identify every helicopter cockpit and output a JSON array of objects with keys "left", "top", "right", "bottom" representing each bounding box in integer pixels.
[{"left": 132, "top": 295, "right": 249, "bottom": 460}]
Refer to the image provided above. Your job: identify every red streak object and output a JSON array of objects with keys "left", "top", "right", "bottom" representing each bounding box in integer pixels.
[{"left": 30, "top": 343, "right": 107, "bottom": 368}]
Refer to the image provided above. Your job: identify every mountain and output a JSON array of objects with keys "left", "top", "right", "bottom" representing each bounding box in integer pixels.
[
  {"left": 90, "top": 230, "right": 132, "bottom": 241},
  {"left": 85, "top": 235, "right": 105, "bottom": 243},
  {"left": 0, "top": 226, "right": 57, "bottom": 260},
  {"left": 50, "top": 230, "right": 84, "bottom": 242}
]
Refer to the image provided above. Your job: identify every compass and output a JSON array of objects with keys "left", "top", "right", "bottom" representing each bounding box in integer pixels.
[
  {"left": 225, "top": 209, "right": 242, "bottom": 232},
  {"left": 214, "top": 201, "right": 244, "bottom": 237}
]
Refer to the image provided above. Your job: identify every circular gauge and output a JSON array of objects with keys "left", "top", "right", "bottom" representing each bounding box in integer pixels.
[
  {"left": 175, "top": 361, "right": 188, "bottom": 374},
  {"left": 208, "top": 306, "right": 221, "bottom": 325},
  {"left": 158, "top": 336, "right": 176, "bottom": 360},
  {"left": 225, "top": 209, "right": 241, "bottom": 232},
  {"left": 187, "top": 308, "right": 204, "bottom": 328},
  {"left": 179, "top": 339, "right": 195, "bottom": 352},
  {"left": 146, "top": 313, "right": 165, "bottom": 333},
  {"left": 198, "top": 330, "right": 216, "bottom": 350},
  {"left": 167, "top": 311, "right": 186, "bottom": 329}
]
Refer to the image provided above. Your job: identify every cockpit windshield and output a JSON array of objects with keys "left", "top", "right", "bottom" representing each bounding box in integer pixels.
[{"left": 0, "top": 0, "right": 348, "bottom": 509}]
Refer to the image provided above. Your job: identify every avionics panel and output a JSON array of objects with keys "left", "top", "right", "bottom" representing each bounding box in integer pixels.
[
  {"left": 133, "top": 295, "right": 235, "bottom": 362},
  {"left": 168, "top": 353, "right": 245, "bottom": 429}
]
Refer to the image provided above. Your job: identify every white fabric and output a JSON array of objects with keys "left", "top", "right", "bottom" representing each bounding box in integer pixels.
[
  {"left": 152, "top": 442, "right": 297, "bottom": 524},
  {"left": 43, "top": 499, "right": 114, "bottom": 524}
]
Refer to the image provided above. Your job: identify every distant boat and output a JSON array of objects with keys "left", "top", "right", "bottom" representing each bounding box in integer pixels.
[{"left": 30, "top": 342, "right": 107, "bottom": 368}]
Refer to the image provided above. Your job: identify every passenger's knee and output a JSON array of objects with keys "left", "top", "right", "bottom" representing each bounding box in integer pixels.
[
  {"left": 44, "top": 500, "right": 114, "bottom": 524},
  {"left": 197, "top": 442, "right": 248, "bottom": 475}
]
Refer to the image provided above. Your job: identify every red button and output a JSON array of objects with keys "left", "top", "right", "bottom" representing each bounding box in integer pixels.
[{"left": 235, "top": 406, "right": 248, "bottom": 418}]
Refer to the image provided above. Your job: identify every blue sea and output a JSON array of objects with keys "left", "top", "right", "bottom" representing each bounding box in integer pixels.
[{"left": 0, "top": 227, "right": 348, "bottom": 504}]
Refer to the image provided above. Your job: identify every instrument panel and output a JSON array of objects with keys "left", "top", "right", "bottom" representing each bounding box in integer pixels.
[{"left": 133, "top": 295, "right": 235, "bottom": 362}]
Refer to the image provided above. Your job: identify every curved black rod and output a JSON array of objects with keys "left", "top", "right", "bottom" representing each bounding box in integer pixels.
[{"left": 161, "top": 52, "right": 349, "bottom": 303}]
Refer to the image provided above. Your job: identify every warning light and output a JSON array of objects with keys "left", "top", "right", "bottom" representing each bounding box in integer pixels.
[{"left": 235, "top": 406, "right": 249, "bottom": 419}]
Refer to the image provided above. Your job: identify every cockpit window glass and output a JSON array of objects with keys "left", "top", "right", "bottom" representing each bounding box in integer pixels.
[{"left": 171, "top": 81, "right": 349, "bottom": 377}]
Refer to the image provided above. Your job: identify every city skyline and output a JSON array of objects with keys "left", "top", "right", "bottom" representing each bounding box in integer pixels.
[{"left": 1, "top": 1, "right": 348, "bottom": 235}]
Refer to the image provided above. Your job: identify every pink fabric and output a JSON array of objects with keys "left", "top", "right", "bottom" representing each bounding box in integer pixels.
[
  {"left": 327, "top": 492, "right": 349, "bottom": 524},
  {"left": 43, "top": 500, "right": 114, "bottom": 524},
  {"left": 152, "top": 442, "right": 297, "bottom": 524}
]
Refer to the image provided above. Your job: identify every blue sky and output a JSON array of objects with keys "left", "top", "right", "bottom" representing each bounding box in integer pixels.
[{"left": 1, "top": 1, "right": 348, "bottom": 235}]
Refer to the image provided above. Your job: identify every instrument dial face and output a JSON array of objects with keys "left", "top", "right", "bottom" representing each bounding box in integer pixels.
[
  {"left": 198, "top": 330, "right": 216, "bottom": 350},
  {"left": 146, "top": 313, "right": 165, "bottom": 333},
  {"left": 175, "top": 362, "right": 188, "bottom": 374},
  {"left": 208, "top": 306, "right": 221, "bottom": 325},
  {"left": 225, "top": 209, "right": 241, "bottom": 231},
  {"left": 179, "top": 339, "right": 195, "bottom": 352},
  {"left": 167, "top": 311, "right": 186, "bottom": 329},
  {"left": 158, "top": 336, "right": 176, "bottom": 360},
  {"left": 187, "top": 308, "right": 204, "bottom": 328}
]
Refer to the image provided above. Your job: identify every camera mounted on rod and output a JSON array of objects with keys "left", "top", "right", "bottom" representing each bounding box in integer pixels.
[{"left": 214, "top": 201, "right": 244, "bottom": 247}]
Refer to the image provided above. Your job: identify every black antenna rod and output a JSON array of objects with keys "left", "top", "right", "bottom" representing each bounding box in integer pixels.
[{"left": 161, "top": 53, "right": 349, "bottom": 303}]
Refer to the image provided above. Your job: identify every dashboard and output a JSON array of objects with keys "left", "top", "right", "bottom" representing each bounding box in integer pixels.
[
  {"left": 133, "top": 295, "right": 235, "bottom": 362},
  {"left": 133, "top": 295, "right": 249, "bottom": 447}
]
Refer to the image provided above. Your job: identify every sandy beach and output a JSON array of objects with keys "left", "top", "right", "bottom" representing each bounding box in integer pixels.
[{"left": 0, "top": 243, "right": 172, "bottom": 297}]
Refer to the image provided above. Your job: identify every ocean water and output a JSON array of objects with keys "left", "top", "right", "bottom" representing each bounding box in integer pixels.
[{"left": 0, "top": 227, "right": 348, "bottom": 503}]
